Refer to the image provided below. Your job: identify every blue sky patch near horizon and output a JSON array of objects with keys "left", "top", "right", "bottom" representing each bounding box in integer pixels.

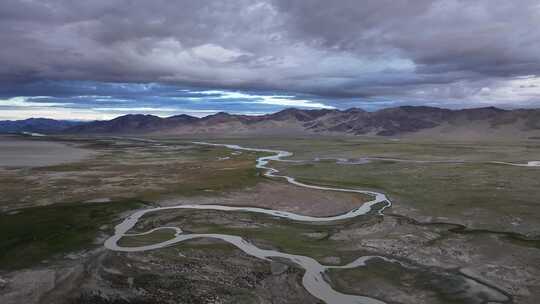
[
  {"left": 1, "top": 78, "right": 540, "bottom": 121},
  {"left": 0, "top": 81, "right": 340, "bottom": 120}
]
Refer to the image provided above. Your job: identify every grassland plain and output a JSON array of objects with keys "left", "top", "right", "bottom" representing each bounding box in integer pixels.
[
  {"left": 273, "top": 160, "right": 540, "bottom": 234},
  {"left": 162, "top": 136, "right": 540, "bottom": 162},
  {"left": 0, "top": 136, "right": 267, "bottom": 211},
  {"left": 0, "top": 135, "right": 268, "bottom": 271},
  {"left": 119, "top": 207, "right": 384, "bottom": 264},
  {"left": 113, "top": 197, "right": 538, "bottom": 303},
  {"left": 163, "top": 136, "right": 540, "bottom": 235},
  {"left": 1, "top": 135, "right": 539, "bottom": 304},
  {"left": 327, "top": 257, "right": 506, "bottom": 304},
  {"left": 0, "top": 200, "right": 144, "bottom": 270}
]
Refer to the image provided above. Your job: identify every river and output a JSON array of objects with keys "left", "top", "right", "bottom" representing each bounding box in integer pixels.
[{"left": 104, "top": 141, "right": 509, "bottom": 304}]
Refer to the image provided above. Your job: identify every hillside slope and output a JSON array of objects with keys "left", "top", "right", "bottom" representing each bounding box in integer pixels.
[{"left": 3, "top": 106, "right": 540, "bottom": 139}]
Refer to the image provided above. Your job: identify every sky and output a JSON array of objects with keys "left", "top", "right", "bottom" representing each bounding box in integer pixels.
[{"left": 0, "top": 0, "right": 539, "bottom": 120}]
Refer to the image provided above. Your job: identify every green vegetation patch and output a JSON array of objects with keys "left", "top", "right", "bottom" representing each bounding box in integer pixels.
[
  {"left": 328, "top": 258, "right": 507, "bottom": 304},
  {"left": 128, "top": 208, "right": 380, "bottom": 264},
  {"left": 274, "top": 160, "right": 540, "bottom": 233},
  {"left": 179, "top": 137, "right": 540, "bottom": 162},
  {"left": 0, "top": 200, "right": 144, "bottom": 270},
  {"left": 119, "top": 228, "right": 177, "bottom": 247},
  {"left": 1, "top": 138, "right": 267, "bottom": 210}
]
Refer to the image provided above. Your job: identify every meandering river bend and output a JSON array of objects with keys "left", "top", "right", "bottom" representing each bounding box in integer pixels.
[{"left": 104, "top": 141, "right": 509, "bottom": 304}]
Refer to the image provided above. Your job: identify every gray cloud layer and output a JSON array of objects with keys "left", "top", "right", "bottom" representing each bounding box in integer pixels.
[{"left": 1, "top": 0, "right": 539, "bottom": 106}]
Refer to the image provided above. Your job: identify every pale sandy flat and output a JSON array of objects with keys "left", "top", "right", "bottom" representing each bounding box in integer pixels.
[
  {"left": 160, "top": 180, "right": 371, "bottom": 217},
  {"left": 0, "top": 136, "right": 95, "bottom": 167}
]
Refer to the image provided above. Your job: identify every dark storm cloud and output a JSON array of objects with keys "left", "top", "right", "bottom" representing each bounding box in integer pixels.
[
  {"left": 273, "top": 0, "right": 540, "bottom": 74},
  {"left": 0, "top": 0, "right": 539, "bottom": 108}
]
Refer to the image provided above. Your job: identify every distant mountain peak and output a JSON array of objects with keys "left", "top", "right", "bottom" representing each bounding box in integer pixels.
[
  {"left": 168, "top": 114, "right": 197, "bottom": 119},
  {"left": 344, "top": 107, "right": 367, "bottom": 113}
]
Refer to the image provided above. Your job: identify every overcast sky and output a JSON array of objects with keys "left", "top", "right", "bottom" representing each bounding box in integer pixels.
[{"left": 1, "top": 0, "right": 539, "bottom": 120}]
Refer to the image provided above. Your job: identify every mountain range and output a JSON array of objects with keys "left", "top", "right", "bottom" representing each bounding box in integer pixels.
[
  {"left": 0, "top": 118, "right": 84, "bottom": 134},
  {"left": 2, "top": 106, "right": 540, "bottom": 139}
]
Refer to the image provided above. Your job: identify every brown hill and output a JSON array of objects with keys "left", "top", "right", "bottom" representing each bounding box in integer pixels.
[{"left": 40, "top": 106, "right": 540, "bottom": 139}]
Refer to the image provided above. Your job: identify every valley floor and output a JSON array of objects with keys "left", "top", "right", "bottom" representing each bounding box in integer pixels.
[{"left": 0, "top": 135, "right": 539, "bottom": 304}]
